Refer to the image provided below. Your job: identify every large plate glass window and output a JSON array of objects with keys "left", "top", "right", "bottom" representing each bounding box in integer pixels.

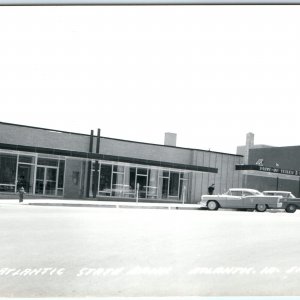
[
  {"left": 112, "top": 165, "right": 124, "bottom": 197},
  {"left": 158, "top": 170, "right": 186, "bottom": 201},
  {"left": 0, "top": 153, "right": 17, "bottom": 193},
  {"left": 179, "top": 172, "right": 189, "bottom": 202},
  {"left": 169, "top": 172, "right": 180, "bottom": 197},
  {"left": 17, "top": 155, "right": 35, "bottom": 193},
  {"left": 158, "top": 170, "right": 170, "bottom": 199},
  {"left": 57, "top": 160, "right": 65, "bottom": 196},
  {"left": 136, "top": 168, "right": 148, "bottom": 198},
  {"left": 99, "top": 164, "right": 112, "bottom": 196},
  {"left": 92, "top": 162, "right": 190, "bottom": 202}
]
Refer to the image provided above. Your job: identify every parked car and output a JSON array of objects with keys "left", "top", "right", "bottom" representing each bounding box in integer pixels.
[
  {"left": 263, "top": 191, "right": 300, "bottom": 213},
  {"left": 199, "top": 188, "right": 282, "bottom": 212}
]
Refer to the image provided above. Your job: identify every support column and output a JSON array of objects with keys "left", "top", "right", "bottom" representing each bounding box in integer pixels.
[
  {"left": 148, "top": 169, "right": 158, "bottom": 199},
  {"left": 93, "top": 129, "right": 101, "bottom": 198},
  {"left": 86, "top": 130, "right": 93, "bottom": 198},
  {"left": 124, "top": 166, "right": 130, "bottom": 198},
  {"left": 157, "top": 170, "right": 163, "bottom": 199}
]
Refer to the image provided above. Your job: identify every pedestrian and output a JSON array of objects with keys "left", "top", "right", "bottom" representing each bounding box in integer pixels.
[
  {"left": 18, "top": 186, "right": 25, "bottom": 203},
  {"left": 17, "top": 175, "right": 26, "bottom": 192},
  {"left": 208, "top": 184, "right": 215, "bottom": 195}
]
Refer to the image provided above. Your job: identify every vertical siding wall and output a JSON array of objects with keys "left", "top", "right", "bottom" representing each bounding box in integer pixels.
[
  {"left": 64, "top": 159, "right": 85, "bottom": 199},
  {"left": 190, "top": 151, "right": 243, "bottom": 203}
]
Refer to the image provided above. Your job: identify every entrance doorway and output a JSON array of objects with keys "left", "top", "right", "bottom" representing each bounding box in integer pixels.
[
  {"left": 17, "top": 164, "right": 34, "bottom": 193},
  {"left": 35, "top": 166, "right": 58, "bottom": 195}
]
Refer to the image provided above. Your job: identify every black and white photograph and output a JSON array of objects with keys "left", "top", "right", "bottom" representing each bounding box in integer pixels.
[{"left": 0, "top": 0, "right": 300, "bottom": 298}]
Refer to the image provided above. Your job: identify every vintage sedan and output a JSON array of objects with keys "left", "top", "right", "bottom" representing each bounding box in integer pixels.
[{"left": 199, "top": 188, "right": 282, "bottom": 212}]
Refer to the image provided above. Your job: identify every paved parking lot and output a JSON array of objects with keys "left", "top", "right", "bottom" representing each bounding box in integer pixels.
[{"left": 1, "top": 203, "right": 300, "bottom": 297}]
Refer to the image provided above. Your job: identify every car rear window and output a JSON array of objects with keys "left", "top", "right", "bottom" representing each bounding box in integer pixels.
[{"left": 231, "top": 191, "right": 243, "bottom": 196}]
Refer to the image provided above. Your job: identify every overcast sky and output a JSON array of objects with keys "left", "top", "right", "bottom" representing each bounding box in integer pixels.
[{"left": 0, "top": 5, "right": 299, "bottom": 154}]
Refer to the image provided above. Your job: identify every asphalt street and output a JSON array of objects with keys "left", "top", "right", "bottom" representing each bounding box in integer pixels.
[{"left": 0, "top": 204, "right": 300, "bottom": 297}]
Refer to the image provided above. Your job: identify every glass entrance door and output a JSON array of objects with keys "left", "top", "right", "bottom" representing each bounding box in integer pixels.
[
  {"left": 35, "top": 167, "right": 58, "bottom": 195},
  {"left": 136, "top": 175, "right": 147, "bottom": 198}
]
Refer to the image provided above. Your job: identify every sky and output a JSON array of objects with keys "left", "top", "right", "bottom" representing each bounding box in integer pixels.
[{"left": 0, "top": 5, "right": 299, "bottom": 154}]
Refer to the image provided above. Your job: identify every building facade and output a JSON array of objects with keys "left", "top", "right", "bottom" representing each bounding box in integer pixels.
[
  {"left": 0, "top": 122, "right": 243, "bottom": 203},
  {"left": 237, "top": 133, "right": 300, "bottom": 197}
]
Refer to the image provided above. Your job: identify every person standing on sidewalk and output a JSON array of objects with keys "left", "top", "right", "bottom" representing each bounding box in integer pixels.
[
  {"left": 17, "top": 175, "right": 26, "bottom": 191},
  {"left": 208, "top": 184, "right": 215, "bottom": 195}
]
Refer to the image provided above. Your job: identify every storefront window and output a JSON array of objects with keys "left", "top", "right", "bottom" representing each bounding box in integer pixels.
[
  {"left": 169, "top": 172, "right": 179, "bottom": 197},
  {"left": 112, "top": 172, "right": 124, "bottom": 196},
  {"left": 0, "top": 154, "right": 17, "bottom": 184},
  {"left": 160, "top": 177, "right": 169, "bottom": 199},
  {"left": 136, "top": 174, "right": 147, "bottom": 198},
  {"left": 91, "top": 161, "right": 191, "bottom": 202},
  {"left": 45, "top": 168, "right": 57, "bottom": 195},
  {"left": 0, "top": 153, "right": 17, "bottom": 193},
  {"left": 157, "top": 170, "right": 188, "bottom": 200},
  {"left": 99, "top": 164, "right": 112, "bottom": 196},
  {"left": 19, "top": 155, "right": 35, "bottom": 164},
  {"left": 37, "top": 158, "right": 59, "bottom": 167},
  {"left": 113, "top": 165, "right": 124, "bottom": 173},
  {"left": 179, "top": 173, "right": 189, "bottom": 202},
  {"left": 137, "top": 168, "right": 148, "bottom": 175},
  {"left": 57, "top": 160, "right": 65, "bottom": 197},
  {"left": 129, "top": 168, "right": 136, "bottom": 190},
  {"left": 0, "top": 152, "right": 65, "bottom": 196}
]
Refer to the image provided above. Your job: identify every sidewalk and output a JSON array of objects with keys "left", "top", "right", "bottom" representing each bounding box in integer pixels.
[{"left": 0, "top": 198, "right": 203, "bottom": 210}]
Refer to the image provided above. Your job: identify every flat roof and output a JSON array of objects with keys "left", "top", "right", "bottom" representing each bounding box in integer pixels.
[{"left": 0, "top": 121, "right": 243, "bottom": 157}]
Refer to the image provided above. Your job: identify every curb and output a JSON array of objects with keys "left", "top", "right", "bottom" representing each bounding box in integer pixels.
[
  {"left": 26, "top": 202, "right": 205, "bottom": 210},
  {"left": 0, "top": 199, "right": 204, "bottom": 210}
]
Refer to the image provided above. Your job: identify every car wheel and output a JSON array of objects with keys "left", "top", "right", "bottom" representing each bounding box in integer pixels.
[
  {"left": 256, "top": 203, "right": 267, "bottom": 212},
  {"left": 285, "top": 204, "right": 297, "bottom": 213},
  {"left": 207, "top": 201, "right": 219, "bottom": 211}
]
